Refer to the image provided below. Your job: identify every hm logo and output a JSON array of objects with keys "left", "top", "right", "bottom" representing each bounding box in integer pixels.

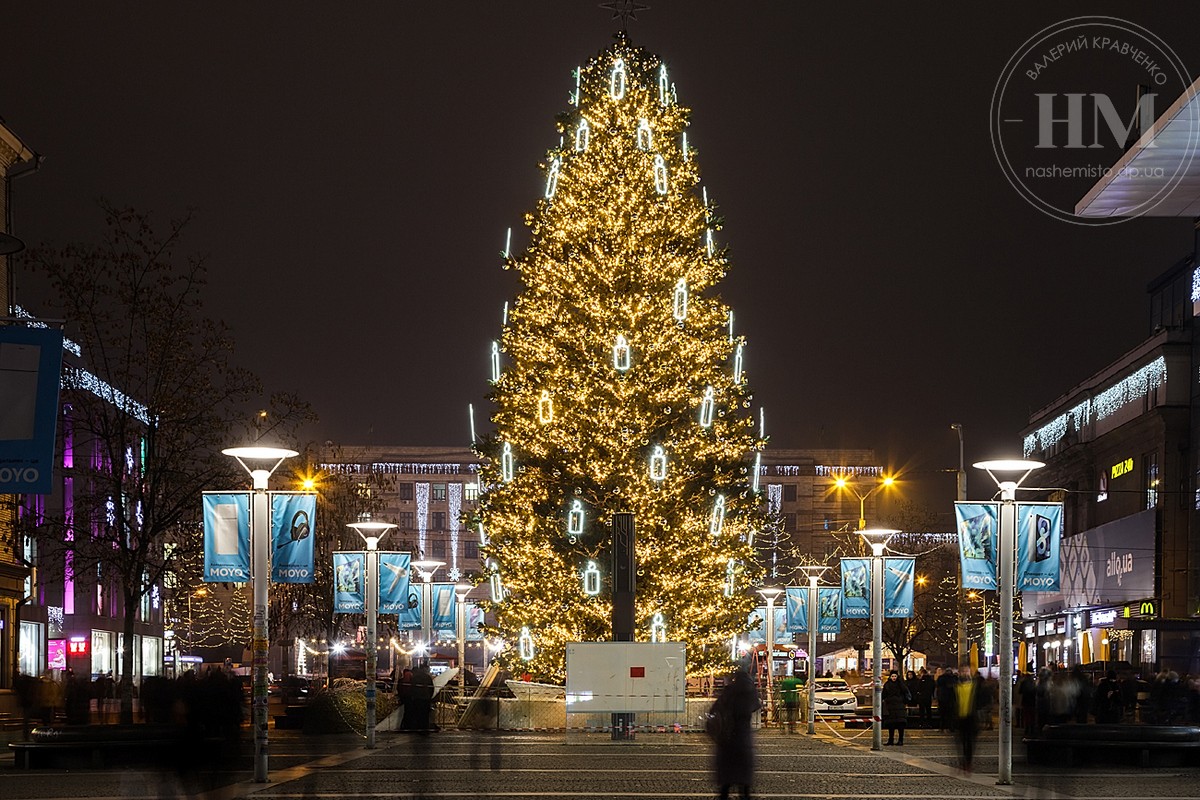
[{"left": 1035, "top": 92, "right": 1157, "bottom": 149}]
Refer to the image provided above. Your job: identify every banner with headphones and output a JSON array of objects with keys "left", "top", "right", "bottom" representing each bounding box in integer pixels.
[
  {"left": 377, "top": 552, "right": 412, "bottom": 614},
  {"left": 270, "top": 493, "right": 316, "bottom": 583},
  {"left": 398, "top": 582, "right": 422, "bottom": 630}
]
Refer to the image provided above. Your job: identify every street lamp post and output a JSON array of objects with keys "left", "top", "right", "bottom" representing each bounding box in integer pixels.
[
  {"left": 973, "top": 458, "right": 1043, "bottom": 786},
  {"left": 798, "top": 565, "right": 827, "bottom": 735},
  {"left": 222, "top": 445, "right": 298, "bottom": 783},
  {"left": 859, "top": 529, "right": 899, "bottom": 752},
  {"left": 411, "top": 560, "right": 445, "bottom": 662},
  {"left": 347, "top": 520, "right": 395, "bottom": 749},
  {"left": 455, "top": 584, "right": 472, "bottom": 703},
  {"left": 758, "top": 587, "right": 783, "bottom": 727},
  {"left": 834, "top": 474, "right": 895, "bottom": 530},
  {"left": 952, "top": 424, "right": 968, "bottom": 667}
]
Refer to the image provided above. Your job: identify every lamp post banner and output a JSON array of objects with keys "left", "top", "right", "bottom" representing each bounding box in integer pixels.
[
  {"left": 377, "top": 552, "right": 412, "bottom": 613},
  {"left": 955, "top": 502, "right": 999, "bottom": 590},
  {"left": 0, "top": 325, "right": 63, "bottom": 494},
  {"left": 463, "top": 602, "right": 485, "bottom": 641},
  {"left": 785, "top": 586, "right": 808, "bottom": 633},
  {"left": 202, "top": 492, "right": 251, "bottom": 582},
  {"left": 1016, "top": 502, "right": 1062, "bottom": 591},
  {"left": 269, "top": 493, "right": 316, "bottom": 583},
  {"left": 398, "top": 585, "right": 421, "bottom": 630},
  {"left": 333, "top": 552, "right": 365, "bottom": 613},
  {"left": 431, "top": 583, "right": 457, "bottom": 631},
  {"left": 818, "top": 588, "right": 842, "bottom": 633},
  {"left": 749, "top": 606, "right": 792, "bottom": 644},
  {"left": 884, "top": 558, "right": 915, "bottom": 618},
  {"left": 839, "top": 558, "right": 870, "bottom": 618}
]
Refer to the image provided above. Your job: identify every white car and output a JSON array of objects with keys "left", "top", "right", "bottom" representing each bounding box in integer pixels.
[{"left": 812, "top": 678, "right": 858, "bottom": 716}]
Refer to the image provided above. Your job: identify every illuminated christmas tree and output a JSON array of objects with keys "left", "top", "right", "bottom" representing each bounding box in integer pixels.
[{"left": 476, "top": 35, "right": 764, "bottom": 680}]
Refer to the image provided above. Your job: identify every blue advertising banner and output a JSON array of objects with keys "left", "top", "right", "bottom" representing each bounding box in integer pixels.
[
  {"left": 0, "top": 325, "right": 64, "bottom": 494},
  {"left": 817, "top": 588, "right": 842, "bottom": 633},
  {"left": 431, "top": 583, "right": 457, "bottom": 631},
  {"left": 333, "top": 552, "right": 365, "bottom": 613},
  {"left": 1017, "top": 502, "right": 1063, "bottom": 592},
  {"left": 748, "top": 606, "right": 792, "bottom": 644},
  {"left": 378, "top": 552, "right": 412, "bottom": 614},
  {"left": 955, "top": 502, "right": 998, "bottom": 590},
  {"left": 785, "top": 586, "right": 808, "bottom": 633},
  {"left": 884, "top": 558, "right": 915, "bottom": 618},
  {"left": 398, "top": 584, "right": 421, "bottom": 630},
  {"left": 462, "top": 602, "right": 484, "bottom": 641},
  {"left": 840, "top": 558, "right": 871, "bottom": 618},
  {"left": 202, "top": 493, "right": 250, "bottom": 582},
  {"left": 270, "top": 493, "right": 316, "bottom": 583}
]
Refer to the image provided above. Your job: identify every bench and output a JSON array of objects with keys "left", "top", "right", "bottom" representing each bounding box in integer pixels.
[
  {"left": 1024, "top": 724, "right": 1200, "bottom": 767},
  {"left": 8, "top": 724, "right": 220, "bottom": 769}
]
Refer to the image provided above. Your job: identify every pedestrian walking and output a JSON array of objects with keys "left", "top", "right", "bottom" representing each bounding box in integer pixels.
[
  {"left": 935, "top": 667, "right": 957, "bottom": 731},
  {"left": 1092, "top": 669, "right": 1123, "bottom": 724},
  {"left": 882, "top": 670, "right": 910, "bottom": 746},
  {"left": 778, "top": 672, "right": 801, "bottom": 734},
  {"left": 708, "top": 666, "right": 760, "bottom": 800},
  {"left": 410, "top": 663, "right": 435, "bottom": 734},
  {"left": 915, "top": 668, "right": 934, "bottom": 728},
  {"left": 955, "top": 670, "right": 984, "bottom": 773}
]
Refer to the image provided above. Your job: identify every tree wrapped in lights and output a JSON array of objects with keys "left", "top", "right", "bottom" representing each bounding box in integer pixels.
[{"left": 476, "top": 37, "right": 764, "bottom": 680}]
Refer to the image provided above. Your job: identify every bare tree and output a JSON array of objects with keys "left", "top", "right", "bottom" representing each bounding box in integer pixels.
[{"left": 23, "top": 204, "right": 312, "bottom": 722}]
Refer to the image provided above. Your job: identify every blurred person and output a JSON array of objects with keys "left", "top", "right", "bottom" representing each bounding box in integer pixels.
[
  {"left": 955, "top": 669, "right": 985, "bottom": 772},
  {"left": 1047, "top": 669, "right": 1076, "bottom": 725},
  {"left": 778, "top": 671, "right": 801, "bottom": 734},
  {"left": 410, "top": 663, "right": 435, "bottom": 734},
  {"left": 915, "top": 668, "right": 935, "bottom": 728},
  {"left": 1017, "top": 670, "right": 1038, "bottom": 735},
  {"left": 709, "top": 665, "right": 760, "bottom": 800},
  {"left": 936, "top": 667, "right": 957, "bottom": 731},
  {"left": 396, "top": 667, "right": 414, "bottom": 731},
  {"left": 882, "top": 670, "right": 910, "bottom": 746},
  {"left": 1092, "top": 669, "right": 1123, "bottom": 724},
  {"left": 1069, "top": 666, "right": 1090, "bottom": 723}
]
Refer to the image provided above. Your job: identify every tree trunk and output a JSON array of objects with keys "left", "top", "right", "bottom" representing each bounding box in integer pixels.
[{"left": 120, "top": 591, "right": 137, "bottom": 724}]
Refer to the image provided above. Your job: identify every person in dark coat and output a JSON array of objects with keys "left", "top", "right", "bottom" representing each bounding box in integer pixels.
[
  {"left": 395, "top": 668, "right": 414, "bottom": 730},
  {"left": 710, "top": 666, "right": 761, "bottom": 800},
  {"left": 410, "top": 663, "right": 435, "bottom": 734},
  {"left": 915, "top": 668, "right": 935, "bottom": 728},
  {"left": 883, "top": 670, "right": 910, "bottom": 745},
  {"left": 935, "top": 667, "right": 957, "bottom": 731},
  {"left": 1092, "top": 669, "right": 1123, "bottom": 724}
]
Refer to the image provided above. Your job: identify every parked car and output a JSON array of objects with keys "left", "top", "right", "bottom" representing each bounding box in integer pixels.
[{"left": 812, "top": 678, "right": 858, "bottom": 716}]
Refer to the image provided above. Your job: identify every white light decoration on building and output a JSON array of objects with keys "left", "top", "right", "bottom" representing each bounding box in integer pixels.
[
  {"left": 15, "top": 305, "right": 82, "bottom": 356},
  {"left": 752, "top": 452, "right": 762, "bottom": 493},
  {"left": 296, "top": 638, "right": 307, "bottom": 675},
  {"left": 653, "top": 155, "right": 668, "bottom": 195},
  {"left": 490, "top": 341, "right": 501, "bottom": 383},
  {"left": 566, "top": 499, "right": 585, "bottom": 537},
  {"left": 502, "top": 300, "right": 509, "bottom": 327},
  {"left": 1022, "top": 356, "right": 1167, "bottom": 456},
  {"left": 448, "top": 482, "right": 462, "bottom": 581},
  {"left": 699, "top": 385, "right": 715, "bottom": 428},
  {"left": 650, "top": 612, "right": 666, "bottom": 642},
  {"left": 672, "top": 278, "right": 688, "bottom": 322},
  {"left": 125, "top": 445, "right": 135, "bottom": 473},
  {"left": 767, "top": 484, "right": 782, "bottom": 516},
  {"left": 709, "top": 494, "right": 726, "bottom": 537},
  {"left": 468, "top": 403, "right": 477, "bottom": 443},
  {"left": 702, "top": 187, "right": 710, "bottom": 221},
  {"left": 545, "top": 157, "right": 561, "bottom": 199},
  {"left": 759, "top": 407, "right": 765, "bottom": 439},
  {"left": 106, "top": 496, "right": 115, "bottom": 527},
  {"left": 658, "top": 63, "right": 669, "bottom": 105},
  {"left": 575, "top": 117, "right": 590, "bottom": 152},
  {"left": 725, "top": 559, "right": 737, "bottom": 597},
  {"left": 500, "top": 442, "right": 514, "bottom": 483},
  {"left": 610, "top": 58, "right": 626, "bottom": 100},
  {"left": 582, "top": 560, "right": 601, "bottom": 596},
  {"left": 47, "top": 606, "right": 64, "bottom": 631},
  {"left": 681, "top": 131, "right": 689, "bottom": 161},
  {"left": 649, "top": 445, "right": 668, "bottom": 481},
  {"left": 613, "top": 334, "right": 631, "bottom": 371},
  {"left": 538, "top": 390, "right": 554, "bottom": 424},
  {"left": 727, "top": 310, "right": 734, "bottom": 342},
  {"left": 733, "top": 343, "right": 745, "bottom": 383},
  {"left": 62, "top": 366, "right": 150, "bottom": 424},
  {"left": 150, "top": 583, "right": 160, "bottom": 610},
  {"left": 706, "top": 228, "right": 714, "bottom": 258},
  {"left": 488, "top": 560, "right": 504, "bottom": 602},
  {"left": 519, "top": 626, "right": 535, "bottom": 661},
  {"left": 637, "top": 118, "right": 653, "bottom": 150},
  {"left": 1193, "top": 266, "right": 1200, "bottom": 304},
  {"left": 416, "top": 482, "right": 430, "bottom": 556}
]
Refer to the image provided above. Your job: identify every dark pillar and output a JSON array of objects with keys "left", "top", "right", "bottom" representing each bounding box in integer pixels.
[{"left": 611, "top": 512, "right": 635, "bottom": 739}]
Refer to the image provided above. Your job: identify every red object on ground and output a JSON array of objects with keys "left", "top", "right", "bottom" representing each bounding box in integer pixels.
[{"left": 630, "top": 666, "right": 645, "bottom": 678}]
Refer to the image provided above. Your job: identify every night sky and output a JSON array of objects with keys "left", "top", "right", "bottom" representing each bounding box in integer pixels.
[{"left": 2, "top": 3, "right": 1197, "bottom": 503}]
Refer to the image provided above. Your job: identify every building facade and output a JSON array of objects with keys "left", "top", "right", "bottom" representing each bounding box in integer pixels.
[{"left": 1020, "top": 257, "right": 1199, "bottom": 674}]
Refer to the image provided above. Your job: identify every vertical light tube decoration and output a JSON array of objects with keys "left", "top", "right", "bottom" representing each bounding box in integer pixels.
[
  {"left": 752, "top": 452, "right": 762, "bottom": 493},
  {"left": 651, "top": 612, "right": 666, "bottom": 642},
  {"left": 649, "top": 446, "right": 668, "bottom": 481},
  {"left": 575, "top": 117, "right": 589, "bottom": 152},
  {"left": 613, "top": 335, "right": 631, "bottom": 371},
  {"left": 733, "top": 343, "right": 744, "bottom": 384},
  {"left": 500, "top": 442, "right": 514, "bottom": 483},
  {"left": 706, "top": 228, "right": 714, "bottom": 258},
  {"left": 699, "top": 385, "right": 715, "bottom": 427},
  {"left": 545, "top": 157, "right": 561, "bottom": 199},
  {"left": 610, "top": 58, "right": 626, "bottom": 100},
  {"left": 637, "top": 118, "right": 653, "bottom": 150},
  {"left": 519, "top": 626, "right": 535, "bottom": 661},
  {"left": 709, "top": 494, "right": 726, "bottom": 537},
  {"left": 488, "top": 560, "right": 504, "bottom": 602},
  {"left": 653, "top": 155, "right": 668, "bottom": 195},
  {"left": 658, "top": 64, "right": 669, "bottom": 104},
  {"left": 448, "top": 482, "right": 462, "bottom": 581},
  {"left": 490, "top": 341, "right": 501, "bottom": 383},
  {"left": 582, "top": 560, "right": 601, "bottom": 596},
  {"left": 672, "top": 278, "right": 688, "bottom": 321},
  {"left": 724, "top": 559, "right": 737, "bottom": 597},
  {"left": 566, "top": 499, "right": 585, "bottom": 538},
  {"left": 538, "top": 390, "right": 554, "bottom": 424}
]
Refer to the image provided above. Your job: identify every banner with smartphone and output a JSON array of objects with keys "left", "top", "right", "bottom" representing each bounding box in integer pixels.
[
  {"left": 955, "top": 502, "right": 998, "bottom": 590},
  {"left": 818, "top": 587, "right": 842, "bottom": 633},
  {"left": 785, "top": 586, "right": 808, "bottom": 632},
  {"left": 1016, "top": 502, "right": 1062, "bottom": 591},
  {"left": 431, "top": 583, "right": 458, "bottom": 631},
  {"left": 202, "top": 492, "right": 251, "bottom": 581},
  {"left": 839, "top": 558, "right": 871, "bottom": 618},
  {"left": 333, "top": 552, "right": 365, "bottom": 613},
  {"left": 377, "top": 552, "right": 412, "bottom": 613},
  {"left": 270, "top": 493, "right": 316, "bottom": 583},
  {"left": 884, "top": 557, "right": 915, "bottom": 618}
]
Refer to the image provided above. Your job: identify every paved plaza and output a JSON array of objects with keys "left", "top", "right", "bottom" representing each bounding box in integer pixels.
[{"left": 3, "top": 722, "right": 1200, "bottom": 800}]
